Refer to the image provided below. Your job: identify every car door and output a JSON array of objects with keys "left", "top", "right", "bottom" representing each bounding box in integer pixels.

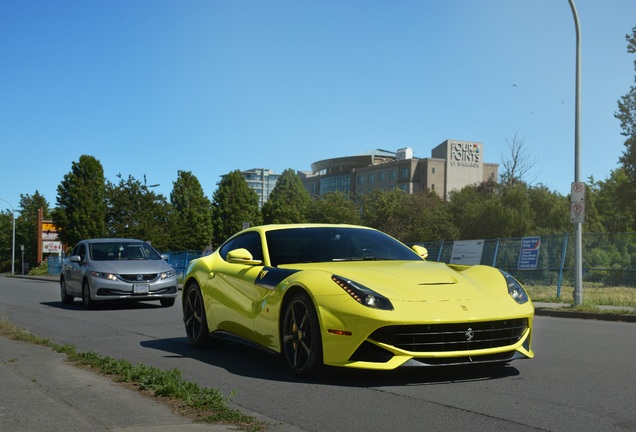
[
  {"left": 65, "top": 242, "right": 87, "bottom": 295},
  {"left": 207, "top": 232, "right": 270, "bottom": 340}
]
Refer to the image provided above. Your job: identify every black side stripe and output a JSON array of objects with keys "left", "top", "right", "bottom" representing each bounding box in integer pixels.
[{"left": 255, "top": 267, "right": 299, "bottom": 290}]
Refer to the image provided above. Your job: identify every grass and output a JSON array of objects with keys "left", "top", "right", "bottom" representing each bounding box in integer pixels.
[
  {"left": 525, "top": 284, "right": 636, "bottom": 310},
  {"left": 0, "top": 320, "right": 267, "bottom": 431}
]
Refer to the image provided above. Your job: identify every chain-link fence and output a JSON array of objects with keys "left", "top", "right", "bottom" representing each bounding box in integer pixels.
[
  {"left": 47, "top": 249, "right": 211, "bottom": 280},
  {"left": 163, "top": 250, "right": 211, "bottom": 280},
  {"left": 47, "top": 233, "right": 636, "bottom": 297},
  {"left": 415, "top": 232, "right": 636, "bottom": 295}
]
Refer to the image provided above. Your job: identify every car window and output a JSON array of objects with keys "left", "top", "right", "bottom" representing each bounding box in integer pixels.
[
  {"left": 77, "top": 243, "right": 87, "bottom": 261},
  {"left": 219, "top": 232, "right": 263, "bottom": 262},
  {"left": 266, "top": 227, "right": 421, "bottom": 266},
  {"left": 89, "top": 242, "right": 162, "bottom": 261}
]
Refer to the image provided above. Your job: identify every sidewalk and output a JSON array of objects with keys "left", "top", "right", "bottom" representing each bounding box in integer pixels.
[
  {"left": 533, "top": 302, "right": 636, "bottom": 322},
  {"left": 0, "top": 336, "right": 236, "bottom": 432}
]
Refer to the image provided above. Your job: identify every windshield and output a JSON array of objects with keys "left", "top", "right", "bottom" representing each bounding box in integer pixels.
[
  {"left": 89, "top": 242, "right": 162, "bottom": 261},
  {"left": 265, "top": 227, "right": 422, "bottom": 266}
]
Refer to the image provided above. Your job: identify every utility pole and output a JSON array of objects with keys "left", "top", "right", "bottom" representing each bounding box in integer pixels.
[{"left": 568, "top": 0, "right": 583, "bottom": 306}]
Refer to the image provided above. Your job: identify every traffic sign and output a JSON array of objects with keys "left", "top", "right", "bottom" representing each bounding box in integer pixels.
[
  {"left": 571, "top": 201, "right": 585, "bottom": 223},
  {"left": 570, "top": 182, "right": 586, "bottom": 223},
  {"left": 571, "top": 182, "right": 585, "bottom": 202}
]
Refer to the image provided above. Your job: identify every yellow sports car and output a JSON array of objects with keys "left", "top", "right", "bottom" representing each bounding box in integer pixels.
[{"left": 182, "top": 224, "right": 534, "bottom": 377}]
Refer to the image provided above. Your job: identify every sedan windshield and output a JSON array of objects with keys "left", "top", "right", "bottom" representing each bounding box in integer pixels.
[
  {"left": 89, "top": 242, "right": 162, "bottom": 261},
  {"left": 265, "top": 227, "right": 422, "bottom": 266}
]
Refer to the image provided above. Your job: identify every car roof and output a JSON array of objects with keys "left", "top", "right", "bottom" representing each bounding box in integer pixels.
[
  {"left": 245, "top": 223, "right": 374, "bottom": 232},
  {"left": 82, "top": 238, "right": 147, "bottom": 244}
]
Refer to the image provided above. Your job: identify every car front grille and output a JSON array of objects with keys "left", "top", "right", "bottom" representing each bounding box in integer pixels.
[
  {"left": 119, "top": 273, "right": 159, "bottom": 282},
  {"left": 369, "top": 318, "right": 528, "bottom": 353}
]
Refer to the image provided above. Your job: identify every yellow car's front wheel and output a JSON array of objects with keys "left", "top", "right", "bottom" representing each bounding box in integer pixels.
[
  {"left": 184, "top": 282, "right": 211, "bottom": 347},
  {"left": 282, "top": 291, "right": 323, "bottom": 377}
]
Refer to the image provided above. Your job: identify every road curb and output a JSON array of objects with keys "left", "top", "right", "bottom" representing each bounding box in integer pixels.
[{"left": 534, "top": 307, "right": 636, "bottom": 323}]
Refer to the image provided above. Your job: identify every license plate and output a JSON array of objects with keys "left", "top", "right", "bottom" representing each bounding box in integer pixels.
[{"left": 133, "top": 283, "right": 149, "bottom": 294}]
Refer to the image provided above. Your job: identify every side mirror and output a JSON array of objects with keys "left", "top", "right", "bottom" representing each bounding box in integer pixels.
[
  {"left": 412, "top": 245, "right": 428, "bottom": 260},
  {"left": 227, "top": 248, "right": 263, "bottom": 266},
  {"left": 70, "top": 255, "right": 82, "bottom": 263}
]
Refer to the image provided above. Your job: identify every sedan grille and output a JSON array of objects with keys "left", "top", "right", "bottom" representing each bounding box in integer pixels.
[
  {"left": 119, "top": 273, "right": 159, "bottom": 282},
  {"left": 369, "top": 318, "right": 528, "bottom": 353}
]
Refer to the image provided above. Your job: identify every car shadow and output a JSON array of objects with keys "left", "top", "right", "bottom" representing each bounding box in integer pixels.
[
  {"left": 42, "top": 301, "right": 165, "bottom": 310},
  {"left": 139, "top": 337, "right": 521, "bottom": 387}
]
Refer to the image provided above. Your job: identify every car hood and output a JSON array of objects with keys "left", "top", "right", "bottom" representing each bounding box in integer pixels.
[
  {"left": 283, "top": 260, "right": 505, "bottom": 302},
  {"left": 88, "top": 260, "right": 173, "bottom": 275}
]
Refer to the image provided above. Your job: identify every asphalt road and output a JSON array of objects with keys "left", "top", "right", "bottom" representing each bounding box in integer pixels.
[{"left": 1, "top": 275, "right": 635, "bottom": 432}]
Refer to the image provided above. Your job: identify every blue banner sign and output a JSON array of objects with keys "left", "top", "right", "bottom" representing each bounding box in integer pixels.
[{"left": 518, "top": 237, "right": 541, "bottom": 270}]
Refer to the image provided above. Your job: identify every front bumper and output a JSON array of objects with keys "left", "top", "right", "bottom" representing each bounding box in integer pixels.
[
  {"left": 319, "top": 296, "right": 535, "bottom": 370},
  {"left": 89, "top": 276, "right": 178, "bottom": 301}
]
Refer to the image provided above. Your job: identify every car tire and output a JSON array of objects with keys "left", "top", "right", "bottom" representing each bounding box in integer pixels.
[
  {"left": 82, "top": 280, "right": 94, "bottom": 309},
  {"left": 60, "top": 278, "right": 74, "bottom": 305},
  {"left": 160, "top": 298, "right": 175, "bottom": 307},
  {"left": 183, "top": 282, "right": 212, "bottom": 347},
  {"left": 282, "top": 291, "right": 324, "bottom": 377}
]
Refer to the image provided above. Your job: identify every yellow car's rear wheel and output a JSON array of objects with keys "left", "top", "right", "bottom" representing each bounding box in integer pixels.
[{"left": 282, "top": 292, "right": 323, "bottom": 377}]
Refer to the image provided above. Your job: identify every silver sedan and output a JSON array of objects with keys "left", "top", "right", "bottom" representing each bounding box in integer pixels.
[{"left": 60, "top": 238, "right": 178, "bottom": 308}]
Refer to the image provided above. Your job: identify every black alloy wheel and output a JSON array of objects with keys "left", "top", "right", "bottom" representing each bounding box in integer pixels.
[
  {"left": 183, "top": 282, "right": 211, "bottom": 347},
  {"left": 282, "top": 291, "right": 323, "bottom": 377}
]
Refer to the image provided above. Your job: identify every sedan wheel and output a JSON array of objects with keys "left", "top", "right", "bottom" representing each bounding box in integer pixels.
[
  {"left": 282, "top": 292, "right": 323, "bottom": 377},
  {"left": 82, "top": 281, "right": 94, "bottom": 309},
  {"left": 60, "top": 278, "right": 74, "bottom": 305},
  {"left": 183, "top": 282, "right": 211, "bottom": 347}
]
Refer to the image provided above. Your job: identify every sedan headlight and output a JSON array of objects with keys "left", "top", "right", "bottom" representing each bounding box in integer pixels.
[
  {"left": 161, "top": 269, "right": 176, "bottom": 279},
  {"left": 331, "top": 275, "right": 393, "bottom": 310},
  {"left": 501, "top": 271, "right": 529, "bottom": 304},
  {"left": 91, "top": 271, "right": 117, "bottom": 281}
]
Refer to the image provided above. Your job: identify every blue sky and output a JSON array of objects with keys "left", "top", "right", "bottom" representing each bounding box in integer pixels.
[{"left": 1, "top": 0, "right": 634, "bottom": 213}]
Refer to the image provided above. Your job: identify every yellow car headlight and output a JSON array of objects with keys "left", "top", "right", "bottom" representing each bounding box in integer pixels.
[
  {"left": 501, "top": 271, "right": 529, "bottom": 304},
  {"left": 331, "top": 275, "right": 394, "bottom": 311}
]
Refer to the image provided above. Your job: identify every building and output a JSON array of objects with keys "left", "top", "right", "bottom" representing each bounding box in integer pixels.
[
  {"left": 299, "top": 139, "right": 498, "bottom": 201},
  {"left": 237, "top": 168, "right": 281, "bottom": 208}
]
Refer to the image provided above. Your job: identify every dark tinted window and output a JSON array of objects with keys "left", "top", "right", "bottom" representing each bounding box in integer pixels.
[{"left": 265, "top": 227, "right": 420, "bottom": 266}]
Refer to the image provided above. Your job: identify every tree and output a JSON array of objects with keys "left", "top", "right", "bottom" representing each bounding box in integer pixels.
[
  {"left": 52, "top": 155, "right": 107, "bottom": 248},
  {"left": 398, "top": 191, "right": 459, "bottom": 242},
  {"left": 307, "top": 192, "right": 361, "bottom": 225},
  {"left": 360, "top": 189, "right": 408, "bottom": 238},
  {"left": 262, "top": 169, "right": 311, "bottom": 224},
  {"left": 587, "top": 170, "right": 633, "bottom": 233},
  {"left": 447, "top": 180, "right": 533, "bottom": 240},
  {"left": 169, "top": 170, "right": 213, "bottom": 250},
  {"left": 499, "top": 133, "right": 538, "bottom": 187},
  {"left": 526, "top": 185, "right": 571, "bottom": 235},
  {"left": 106, "top": 174, "right": 171, "bottom": 249},
  {"left": 16, "top": 192, "right": 50, "bottom": 268},
  {"left": 615, "top": 26, "right": 636, "bottom": 229},
  {"left": 211, "top": 170, "right": 262, "bottom": 247},
  {"left": 0, "top": 210, "right": 15, "bottom": 272}
]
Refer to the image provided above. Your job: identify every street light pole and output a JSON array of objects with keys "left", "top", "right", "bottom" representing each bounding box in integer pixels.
[
  {"left": 568, "top": 0, "right": 583, "bottom": 306},
  {"left": 0, "top": 198, "right": 16, "bottom": 276}
]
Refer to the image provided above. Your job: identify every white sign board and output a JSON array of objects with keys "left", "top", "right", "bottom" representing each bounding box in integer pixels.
[
  {"left": 450, "top": 240, "right": 484, "bottom": 265},
  {"left": 43, "top": 241, "right": 63, "bottom": 253}
]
